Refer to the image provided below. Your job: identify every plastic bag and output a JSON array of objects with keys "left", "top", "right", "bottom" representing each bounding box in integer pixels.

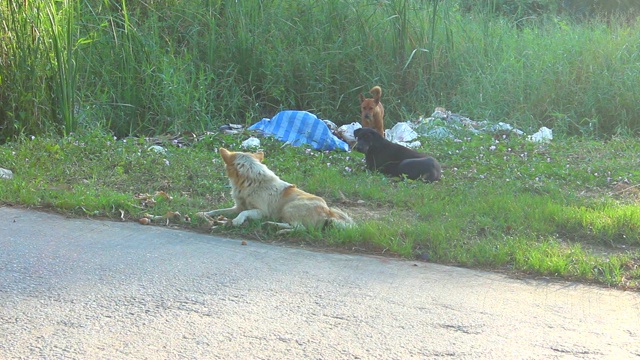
[
  {"left": 528, "top": 127, "right": 553, "bottom": 143},
  {"left": 336, "top": 122, "right": 362, "bottom": 146},
  {"left": 385, "top": 122, "right": 418, "bottom": 143}
]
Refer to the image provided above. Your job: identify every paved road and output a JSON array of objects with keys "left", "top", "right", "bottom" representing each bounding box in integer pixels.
[{"left": 1, "top": 206, "right": 639, "bottom": 359}]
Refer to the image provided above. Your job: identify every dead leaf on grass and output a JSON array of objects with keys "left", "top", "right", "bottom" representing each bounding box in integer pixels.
[
  {"left": 134, "top": 191, "right": 174, "bottom": 207},
  {"left": 140, "top": 211, "right": 184, "bottom": 226},
  {"left": 194, "top": 212, "right": 231, "bottom": 229},
  {"left": 154, "top": 191, "right": 173, "bottom": 201}
]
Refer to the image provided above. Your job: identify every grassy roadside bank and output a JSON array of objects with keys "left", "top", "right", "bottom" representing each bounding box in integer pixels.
[
  {"left": 3, "top": 0, "right": 640, "bottom": 291},
  {"left": 1, "top": 130, "right": 639, "bottom": 290}
]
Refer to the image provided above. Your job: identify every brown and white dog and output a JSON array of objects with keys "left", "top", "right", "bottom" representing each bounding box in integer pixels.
[
  {"left": 197, "top": 148, "right": 354, "bottom": 232},
  {"left": 359, "top": 85, "right": 385, "bottom": 137}
]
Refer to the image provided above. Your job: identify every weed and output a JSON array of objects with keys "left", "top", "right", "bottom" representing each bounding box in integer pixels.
[
  {"left": 3, "top": 2, "right": 640, "bottom": 140},
  {"left": 2, "top": 1, "right": 640, "bottom": 289},
  {"left": 2, "top": 130, "right": 640, "bottom": 289}
]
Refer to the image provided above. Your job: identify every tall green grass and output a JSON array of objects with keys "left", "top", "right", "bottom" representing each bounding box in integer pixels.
[
  {"left": 1, "top": 0, "right": 640, "bottom": 141},
  {"left": 1, "top": 0, "right": 49, "bottom": 139},
  {"left": 46, "top": 0, "right": 77, "bottom": 135}
]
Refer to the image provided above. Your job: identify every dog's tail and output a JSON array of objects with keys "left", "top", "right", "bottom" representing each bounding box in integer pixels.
[
  {"left": 369, "top": 86, "right": 382, "bottom": 101},
  {"left": 326, "top": 207, "right": 355, "bottom": 229}
]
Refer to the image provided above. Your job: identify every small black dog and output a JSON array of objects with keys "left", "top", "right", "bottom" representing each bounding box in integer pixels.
[{"left": 353, "top": 127, "right": 441, "bottom": 182}]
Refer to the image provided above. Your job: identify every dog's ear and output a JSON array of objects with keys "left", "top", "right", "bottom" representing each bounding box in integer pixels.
[
  {"left": 253, "top": 152, "right": 265, "bottom": 162},
  {"left": 359, "top": 93, "right": 365, "bottom": 103},
  {"left": 219, "top": 147, "right": 233, "bottom": 165},
  {"left": 353, "top": 128, "right": 362, "bottom": 138},
  {"left": 373, "top": 98, "right": 380, "bottom": 105}
]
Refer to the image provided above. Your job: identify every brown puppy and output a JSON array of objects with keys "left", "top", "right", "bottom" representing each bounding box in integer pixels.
[{"left": 359, "top": 86, "right": 385, "bottom": 137}]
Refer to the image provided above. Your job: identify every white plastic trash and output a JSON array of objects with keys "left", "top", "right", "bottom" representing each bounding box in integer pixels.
[
  {"left": 241, "top": 137, "right": 261, "bottom": 149},
  {"left": 0, "top": 167, "right": 13, "bottom": 180},
  {"left": 322, "top": 120, "right": 338, "bottom": 131},
  {"left": 402, "top": 140, "right": 422, "bottom": 149},
  {"left": 385, "top": 122, "right": 418, "bottom": 143},
  {"left": 147, "top": 145, "right": 167, "bottom": 154},
  {"left": 528, "top": 127, "right": 553, "bottom": 143},
  {"left": 336, "top": 122, "right": 362, "bottom": 146}
]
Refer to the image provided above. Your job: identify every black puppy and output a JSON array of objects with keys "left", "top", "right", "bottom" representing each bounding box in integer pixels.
[{"left": 353, "top": 127, "right": 441, "bottom": 182}]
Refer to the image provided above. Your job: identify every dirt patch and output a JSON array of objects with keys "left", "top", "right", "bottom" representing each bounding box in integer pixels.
[
  {"left": 610, "top": 182, "right": 640, "bottom": 201},
  {"left": 335, "top": 201, "right": 388, "bottom": 222}
]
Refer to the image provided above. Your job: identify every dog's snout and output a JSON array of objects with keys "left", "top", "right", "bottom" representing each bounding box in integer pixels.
[{"left": 353, "top": 141, "right": 368, "bottom": 153}]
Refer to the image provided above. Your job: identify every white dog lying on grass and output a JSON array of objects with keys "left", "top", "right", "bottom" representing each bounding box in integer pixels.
[{"left": 197, "top": 148, "right": 354, "bottom": 233}]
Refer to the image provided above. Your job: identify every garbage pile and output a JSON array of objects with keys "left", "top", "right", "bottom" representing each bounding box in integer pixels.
[
  {"left": 212, "top": 108, "right": 553, "bottom": 152},
  {"left": 336, "top": 107, "right": 552, "bottom": 149},
  {"left": 228, "top": 108, "right": 554, "bottom": 151},
  {"left": 247, "top": 111, "right": 349, "bottom": 152}
]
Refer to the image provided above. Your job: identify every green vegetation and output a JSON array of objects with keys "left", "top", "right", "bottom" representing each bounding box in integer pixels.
[
  {"left": 2, "top": 1, "right": 640, "bottom": 289},
  {"left": 2, "top": 0, "right": 640, "bottom": 140},
  {"left": 1, "top": 132, "right": 639, "bottom": 289}
]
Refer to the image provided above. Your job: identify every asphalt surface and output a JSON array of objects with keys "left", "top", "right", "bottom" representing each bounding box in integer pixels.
[{"left": 1, "top": 206, "right": 639, "bottom": 359}]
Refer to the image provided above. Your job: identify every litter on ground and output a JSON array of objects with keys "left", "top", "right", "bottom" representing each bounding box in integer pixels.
[
  {"left": 241, "top": 137, "right": 261, "bottom": 149},
  {"left": 247, "top": 111, "right": 349, "bottom": 152},
  {"left": 236, "top": 108, "right": 553, "bottom": 152},
  {"left": 336, "top": 108, "right": 552, "bottom": 149}
]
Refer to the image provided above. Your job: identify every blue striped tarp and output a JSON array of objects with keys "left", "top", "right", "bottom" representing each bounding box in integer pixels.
[{"left": 248, "top": 111, "right": 349, "bottom": 152}]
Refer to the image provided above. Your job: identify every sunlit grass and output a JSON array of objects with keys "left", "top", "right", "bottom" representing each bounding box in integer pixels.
[
  {"left": 2, "top": 130, "right": 640, "bottom": 289},
  {"left": 2, "top": 0, "right": 640, "bottom": 289}
]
